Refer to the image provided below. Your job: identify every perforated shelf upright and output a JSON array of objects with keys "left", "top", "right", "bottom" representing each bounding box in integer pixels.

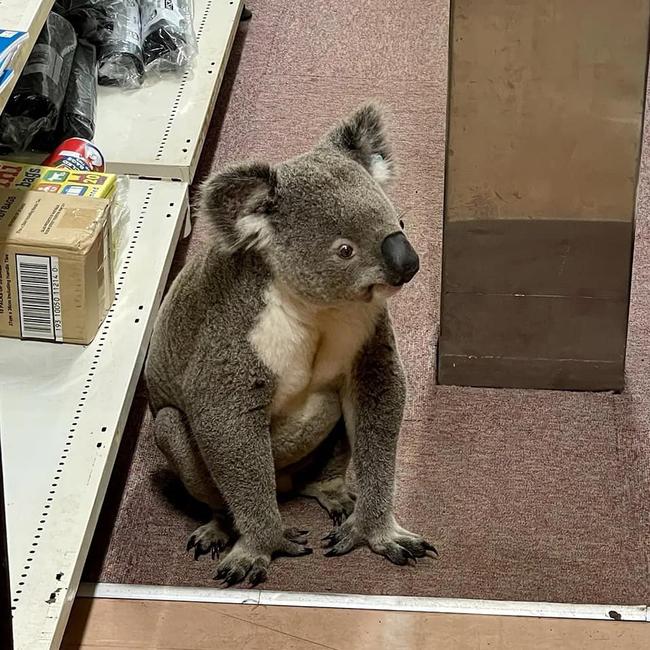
[{"left": 1, "top": 180, "right": 189, "bottom": 649}]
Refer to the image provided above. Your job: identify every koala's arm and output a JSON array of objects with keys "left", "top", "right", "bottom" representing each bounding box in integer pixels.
[
  {"left": 346, "top": 312, "right": 404, "bottom": 526},
  {"left": 190, "top": 398, "right": 278, "bottom": 537},
  {"left": 184, "top": 343, "right": 301, "bottom": 558},
  {"left": 327, "top": 311, "right": 436, "bottom": 563}
]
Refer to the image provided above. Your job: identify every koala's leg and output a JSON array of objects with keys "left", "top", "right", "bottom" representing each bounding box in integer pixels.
[
  {"left": 188, "top": 402, "right": 312, "bottom": 586},
  {"left": 153, "top": 407, "right": 232, "bottom": 559},
  {"left": 322, "top": 315, "right": 438, "bottom": 564},
  {"left": 300, "top": 423, "right": 356, "bottom": 526}
]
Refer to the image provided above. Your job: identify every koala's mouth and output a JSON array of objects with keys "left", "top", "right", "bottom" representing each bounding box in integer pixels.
[{"left": 365, "top": 283, "right": 403, "bottom": 301}]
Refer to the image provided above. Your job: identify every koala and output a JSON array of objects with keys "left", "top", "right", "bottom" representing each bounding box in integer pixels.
[{"left": 145, "top": 103, "right": 437, "bottom": 587}]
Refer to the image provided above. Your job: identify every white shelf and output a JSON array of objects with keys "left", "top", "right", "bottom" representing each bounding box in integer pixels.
[
  {"left": 0, "top": 3, "right": 242, "bottom": 646},
  {"left": 0, "top": 178, "right": 189, "bottom": 650},
  {"left": 94, "top": 0, "right": 243, "bottom": 182},
  {"left": 0, "top": 0, "right": 55, "bottom": 114}
]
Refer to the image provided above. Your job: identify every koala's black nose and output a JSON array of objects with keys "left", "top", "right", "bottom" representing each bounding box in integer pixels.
[{"left": 381, "top": 232, "right": 420, "bottom": 285}]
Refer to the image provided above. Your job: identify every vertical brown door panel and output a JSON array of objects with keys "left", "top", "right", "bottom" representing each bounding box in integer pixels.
[{"left": 439, "top": 0, "right": 649, "bottom": 390}]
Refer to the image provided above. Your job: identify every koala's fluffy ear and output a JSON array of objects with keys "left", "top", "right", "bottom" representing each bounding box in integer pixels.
[
  {"left": 325, "top": 103, "right": 394, "bottom": 184},
  {"left": 200, "top": 162, "right": 277, "bottom": 254}
]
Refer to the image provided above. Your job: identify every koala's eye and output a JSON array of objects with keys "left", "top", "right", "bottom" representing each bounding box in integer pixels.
[
  {"left": 399, "top": 219, "right": 405, "bottom": 229},
  {"left": 337, "top": 243, "right": 355, "bottom": 259}
]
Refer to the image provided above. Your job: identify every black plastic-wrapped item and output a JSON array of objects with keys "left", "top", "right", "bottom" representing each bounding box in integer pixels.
[
  {"left": 141, "top": 0, "right": 197, "bottom": 73},
  {"left": 61, "top": 40, "right": 97, "bottom": 140},
  {"left": 0, "top": 13, "right": 77, "bottom": 152},
  {"left": 97, "top": 0, "right": 144, "bottom": 87},
  {"left": 53, "top": 0, "right": 111, "bottom": 44}
]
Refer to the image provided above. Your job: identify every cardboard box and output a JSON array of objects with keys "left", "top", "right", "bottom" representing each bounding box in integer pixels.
[
  {"left": 0, "top": 161, "right": 129, "bottom": 273},
  {"left": 0, "top": 188, "right": 114, "bottom": 344},
  {"left": 438, "top": 0, "right": 650, "bottom": 391}
]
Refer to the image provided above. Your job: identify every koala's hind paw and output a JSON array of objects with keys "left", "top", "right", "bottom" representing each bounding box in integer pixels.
[
  {"left": 323, "top": 517, "right": 438, "bottom": 565},
  {"left": 215, "top": 535, "right": 313, "bottom": 587},
  {"left": 186, "top": 519, "right": 231, "bottom": 561},
  {"left": 284, "top": 526, "right": 310, "bottom": 545},
  {"left": 301, "top": 478, "right": 356, "bottom": 526},
  {"left": 321, "top": 517, "right": 361, "bottom": 557}
]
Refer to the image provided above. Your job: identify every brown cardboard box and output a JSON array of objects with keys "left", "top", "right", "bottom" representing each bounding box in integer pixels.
[
  {"left": 438, "top": 0, "right": 650, "bottom": 391},
  {"left": 0, "top": 188, "right": 114, "bottom": 344}
]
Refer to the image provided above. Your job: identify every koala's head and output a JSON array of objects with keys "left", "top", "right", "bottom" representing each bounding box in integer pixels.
[{"left": 200, "top": 103, "right": 419, "bottom": 305}]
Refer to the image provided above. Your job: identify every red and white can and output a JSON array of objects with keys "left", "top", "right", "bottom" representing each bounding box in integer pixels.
[{"left": 42, "top": 138, "right": 105, "bottom": 172}]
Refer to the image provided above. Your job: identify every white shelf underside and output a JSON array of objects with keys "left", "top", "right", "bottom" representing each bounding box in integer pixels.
[
  {"left": 1, "top": 178, "right": 189, "bottom": 650},
  {"left": 0, "top": 0, "right": 55, "bottom": 114}
]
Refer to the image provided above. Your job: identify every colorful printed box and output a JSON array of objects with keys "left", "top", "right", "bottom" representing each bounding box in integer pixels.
[{"left": 0, "top": 160, "right": 117, "bottom": 199}]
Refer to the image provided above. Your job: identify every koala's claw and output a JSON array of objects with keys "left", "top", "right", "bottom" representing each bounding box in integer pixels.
[
  {"left": 201, "top": 541, "right": 224, "bottom": 561},
  {"left": 321, "top": 526, "right": 356, "bottom": 556},
  {"left": 302, "top": 479, "right": 356, "bottom": 525},
  {"left": 214, "top": 554, "right": 268, "bottom": 587},
  {"left": 187, "top": 535, "right": 225, "bottom": 561},
  {"left": 379, "top": 541, "right": 418, "bottom": 566},
  {"left": 218, "top": 555, "right": 274, "bottom": 587},
  {"left": 273, "top": 540, "right": 313, "bottom": 558},
  {"left": 186, "top": 519, "right": 231, "bottom": 561},
  {"left": 248, "top": 561, "right": 268, "bottom": 586},
  {"left": 423, "top": 541, "right": 439, "bottom": 558},
  {"left": 323, "top": 540, "right": 355, "bottom": 557},
  {"left": 330, "top": 510, "right": 345, "bottom": 527},
  {"left": 211, "top": 542, "right": 225, "bottom": 560},
  {"left": 284, "top": 527, "right": 310, "bottom": 545},
  {"left": 215, "top": 563, "right": 252, "bottom": 586}
]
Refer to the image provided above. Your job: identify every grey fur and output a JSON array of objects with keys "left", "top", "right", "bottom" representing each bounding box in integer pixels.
[{"left": 145, "top": 103, "right": 436, "bottom": 587}]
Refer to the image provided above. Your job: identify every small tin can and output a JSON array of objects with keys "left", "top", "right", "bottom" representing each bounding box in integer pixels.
[{"left": 42, "top": 138, "right": 105, "bottom": 172}]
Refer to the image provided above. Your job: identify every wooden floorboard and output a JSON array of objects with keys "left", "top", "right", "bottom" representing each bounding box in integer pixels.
[{"left": 62, "top": 598, "right": 649, "bottom": 649}]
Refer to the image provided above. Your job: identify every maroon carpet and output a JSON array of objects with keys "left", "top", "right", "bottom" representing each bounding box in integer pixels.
[{"left": 83, "top": 0, "right": 650, "bottom": 604}]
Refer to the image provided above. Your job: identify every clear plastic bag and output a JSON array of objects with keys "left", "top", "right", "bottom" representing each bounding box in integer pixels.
[
  {"left": 140, "top": 0, "right": 198, "bottom": 75},
  {"left": 61, "top": 40, "right": 98, "bottom": 140},
  {"left": 97, "top": 0, "right": 145, "bottom": 88},
  {"left": 0, "top": 13, "right": 77, "bottom": 152},
  {"left": 111, "top": 175, "right": 132, "bottom": 273}
]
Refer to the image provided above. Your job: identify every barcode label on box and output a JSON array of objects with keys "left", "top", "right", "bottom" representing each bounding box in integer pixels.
[{"left": 16, "top": 254, "right": 63, "bottom": 342}]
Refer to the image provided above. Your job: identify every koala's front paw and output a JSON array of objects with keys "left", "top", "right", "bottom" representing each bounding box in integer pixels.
[
  {"left": 323, "top": 516, "right": 438, "bottom": 565},
  {"left": 215, "top": 529, "right": 312, "bottom": 587}
]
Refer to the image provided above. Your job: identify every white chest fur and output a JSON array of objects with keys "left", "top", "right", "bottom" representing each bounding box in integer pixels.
[{"left": 249, "top": 284, "right": 381, "bottom": 415}]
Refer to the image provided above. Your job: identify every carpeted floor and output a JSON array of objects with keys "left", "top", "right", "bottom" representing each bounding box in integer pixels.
[{"left": 83, "top": 0, "right": 650, "bottom": 604}]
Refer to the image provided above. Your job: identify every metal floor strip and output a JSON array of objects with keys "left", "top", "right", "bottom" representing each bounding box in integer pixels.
[{"left": 79, "top": 583, "right": 650, "bottom": 622}]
